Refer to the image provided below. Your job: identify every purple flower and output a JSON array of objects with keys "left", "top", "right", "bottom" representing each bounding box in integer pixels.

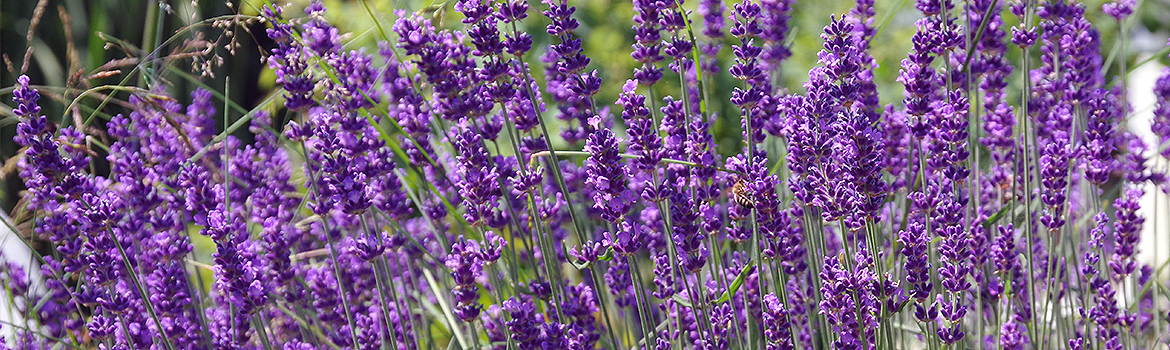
[
  {"left": 972, "top": 0, "right": 1017, "bottom": 214},
  {"left": 605, "top": 256, "right": 634, "bottom": 308},
  {"left": 482, "top": 306, "right": 509, "bottom": 350},
  {"left": 759, "top": 0, "right": 794, "bottom": 76},
  {"left": 14, "top": 75, "right": 87, "bottom": 208},
  {"left": 206, "top": 210, "right": 267, "bottom": 315},
  {"left": 631, "top": 0, "right": 664, "bottom": 86},
  {"left": 898, "top": 221, "right": 932, "bottom": 301},
  {"left": 1121, "top": 134, "right": 1166, "bottom": 185},
  {"left": 617, "top": 80, "right": 665, "bottom": 173},
  {"left": 584, "top": 116, "right": 634, "bottom": 222},
  {"left": 817, "top": 253, "right": 879, "bottom": 350},
  {"left": 1038, "top": 115, "right": 1071, "bottom": 231},
  {"left": 1102, "top": 0, "right": 1134, "bottom": 20},
  {"left": 304, "top": 1, "right": 341, "bottom": 56},
  {"left": 991, "top": 224, "right": 1021, "bottom": 298},
  {"left": 784, "top": 14, "right": 886, "bottom": 226},
  {"left": 481, "top": 231, "right": 507, "bottom": 264},
  {"left": 1110, "top": 186, "right": 1144, "bottom": 278},
  {"left": 651, "top": 249, "right": 677, "bottom": 301},
  {"left": 263, "top": 5, "right": 316, "bottom": 111},
  {"left": 898, "top": 18, "right": 944, "bottom": 129},
  {"left": 447, "top": 236, "right": 485, "bottom": 321},
  {"left": 1081, "top": 90, "right": 1120, "bottom": 185},
  {"left": 1000, "top": 316, "right": 1027, "bottom": 350},
  {"left": 542, "top": 0, "right": 599, "bottom": 143},
  {"left": 669, "top": 190, "right": 707, "bottom": 273},
  {"left": 605, "top": 220, "right": 644, "bottom": 255},
  {"left": 698, "top": 0, "right": 726, "bottom": 74},
  {"left": 762, "top": 294, "right": 795, "bottom": 350},
  {"left": 729, "top": 0, "right": 770, "bottom": 145},
  {"left": 451, "top": 118, "right": 503, "bottom": 225},
  {"left": 563, "top": 283, "right": 601, "bottom": 349},
  {"left": 1030, "top": 1, "right": 1103, "bottom": 132},
  {"left": 505, "top": 297, "right": 542, "bottom": 350},
  {"left": 1153, "top": 66, "right": 1170, "bottom": 159}
]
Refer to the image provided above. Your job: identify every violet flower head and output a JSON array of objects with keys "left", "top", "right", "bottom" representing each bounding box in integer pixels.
[
  {"left": 543, "top": 0, "right": 587, "bottom": 72},
  {"left": 992, "top": 224, "right": 1020, "bottom": 277},
  {"left": 505, "top": 297, "right": 542, "bottom": 350},
  {"left": 933, "top": 193, "right": 970, "bottom": 344},
  {"left": 1039, "top": 124, "right": 1071, "bottom": 231},
  {"left": 759, "top": 0, "right": 794, "bottom": 72},
  {"left": 605, "top": 255, "right": 635, "bottom": 308},
  {"left": 481, "top": 231, "right": 507, "bottom": 264},
  {"left": 1110, "top": 185, "right": 1144, "bottom": 278},
  {"left": 631, "top": 0, "right": 664, "bottom": 86},
  {"left": 500, "top": 0, "right": 530, "bottom": 23},
  {"left": 563, "top": 283, "right": 601, "bottom": 349},
  {"left": 13, "top": 75, "right": 44, "bottom": 141},
  {"left": 818, "top": 254, "right": 879, "bottom": 350},
  {"left": 584, "top": 116, "right": 634, "bottom": 222},
  {"left": 651, "top": 250, "right": 676, "bottom": 300},
  {"left": 542, "top": 322, "right": 568, "bottom": 350},
  {"left": 729, "top": 0, "right": 764, "bottom": 87},
  {"left": 669, "top": 189, "right": 707, "bottom": 272},
  {"left": 542, "top": 0, "right": 599, "bottom": 143},
  {"left": 1011, "top": 25, "right": 1037, "bottom": 48},
  {"left": 1000, "top": 316, "right": 1027, "bottom": 350},
  {"left": 451, "top": 118, "right": 502, "bottom": 225},
  {"left": 206, "top": 210, "right": 267, "bottom": 318},
  {"left": 262, "top": 5, "right": 316, "bottom": 111},
  {"left": 916, "top": 0, "right": 942, "bottom": 15},
  {"left": 14, "top": 75, "right": 84, "bottom": 204},
  {"left": 482, "top": 306, "right": 508, "bottom": 350},
  {"left": 372, "top": 167, "right": 413, "bottom": 220},
  {"left": 329, "top": 49, "right": 381, "bottom": 111},
  {"left": 973, "top": 0, "right": 1015, "bottom": 211},
  {"left": 1102, "top": 0, "right": 1135, "bottom": 21},
  {"left": 303, "top": 1, "right": 342, "bottom": 56},
  {"left": 1085, "top": 214, "right": 1122, "bottom": 350},
  {"left": 660, "top": 96, "right": 689, "bottom": 161},
  {"left": 898, "top": 221, "right": 932, "bottom": 301},
  {"left": 762, "top": 294, "right": 795, "bottom": 350},
  {"left": 542, "top": 0, "right": 590, "bottom": 86},
  {"left": 605, "top": 220, "right": 644, "bottom": 255},
  {"left": 1081, "top": 90, "right": 1119, "bottom": 186},
  {"left": 447, "top": 236, "right": 485, "bottom": 321},
  {"left": 617, "top": 80, "right": 664, "bottom": 173},
  {"left": 1120, "top": 134, "right": 1166, "bottom": 185},
  {"left": 698, "top": 0, "right": 727, "bottom": 74},
  {"left": 898, "top": 18, "right": 944, "bottom": 128},
  {"left": 1153, "top": 66, "right": 1170, "bottom": 159}
]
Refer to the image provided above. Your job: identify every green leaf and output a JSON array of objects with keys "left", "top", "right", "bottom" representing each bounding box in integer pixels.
[
  {"left": 598, "top": 247, "right": 615, "bottom": 262},
  {"left": 570, "top": 247, "right": 615, "bottom": 270},
  {"left": 715, "top": 261, "right": 756, "bottom": 304},
  {"left": 981, "top": 203, "right": 1012, "bottom": 228}
]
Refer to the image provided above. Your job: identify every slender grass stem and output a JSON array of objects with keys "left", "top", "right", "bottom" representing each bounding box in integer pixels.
[
  {"left": 298, "top": 143, "right": 363, "bottom": 349},
  {"left": 361, "top": 215, "right": 404, "bottom": 350}
]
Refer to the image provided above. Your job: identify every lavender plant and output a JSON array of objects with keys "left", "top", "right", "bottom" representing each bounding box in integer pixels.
[{"left": 2, "top": 0, "right": 1169, "bottom": 349}]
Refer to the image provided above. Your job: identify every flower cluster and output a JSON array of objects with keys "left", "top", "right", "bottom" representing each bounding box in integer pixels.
[{"left": 4, "top": 0, "right": 1169, "bottom": 350}]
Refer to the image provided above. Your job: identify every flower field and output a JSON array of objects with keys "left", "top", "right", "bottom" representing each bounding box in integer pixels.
[{"left": 1, "top": 0, "right": 1169, "bottom": 349}]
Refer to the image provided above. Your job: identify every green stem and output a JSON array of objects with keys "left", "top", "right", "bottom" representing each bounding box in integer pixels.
[
  {"left": 298, "top": 143, "right": 363, "bottom": 348},
  {"left": 628, "top": 255, "right": 659, "bottom": 346},
  {"left": 361, "top": 215, "right": 404, "bottom": 350}
]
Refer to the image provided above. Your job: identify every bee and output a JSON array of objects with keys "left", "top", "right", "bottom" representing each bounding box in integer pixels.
[{"left": 730, "top": 179, "right": 755, "bottom": 209}]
